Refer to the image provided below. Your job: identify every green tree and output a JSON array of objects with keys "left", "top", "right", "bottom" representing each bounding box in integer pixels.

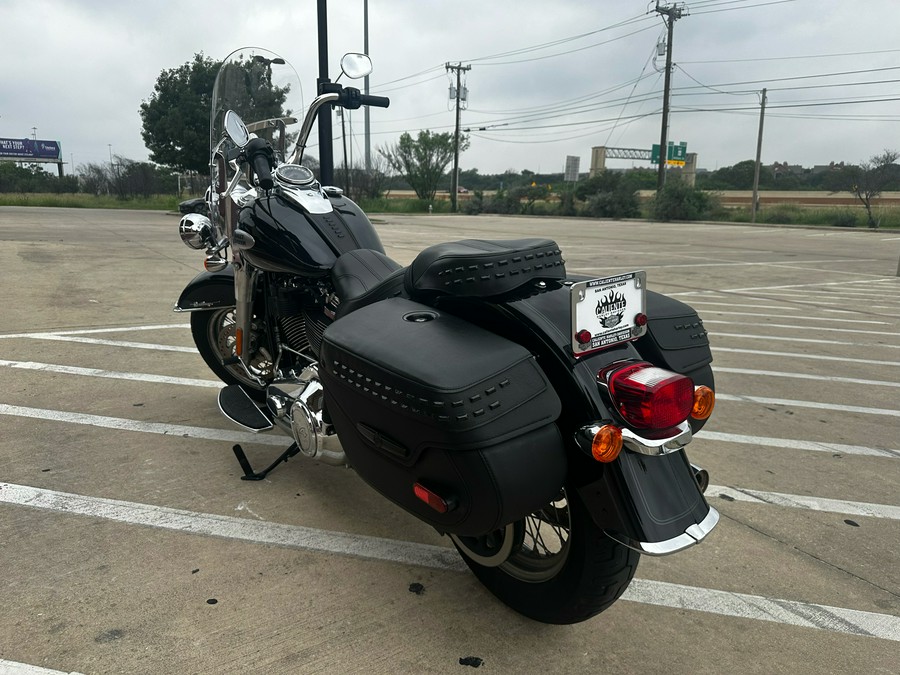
[
  {"left": 141, "top": 53, "right": 292, "bottom": 174},
  {"left": 699, "top": 160, "right": 772, "bottom": 190},
  {"left": 844, "top": 149, "right": 900, "bottom": 228},
  {"left": 379, "top": 130, "right": 467, "bottom": 201},
  {"left": 140, "top": 53, "right": 220, "bottom": 173}
]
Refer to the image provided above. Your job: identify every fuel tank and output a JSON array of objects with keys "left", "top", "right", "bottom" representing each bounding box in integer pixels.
[{"left": 237, "top": 192, "right": 385, "bottom": 276}]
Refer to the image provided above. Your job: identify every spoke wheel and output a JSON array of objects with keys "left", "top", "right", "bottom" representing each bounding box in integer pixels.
[
  {"left": 452, "top": 486, "right": 640, "bottom": 624},
  {"left": 498, "top": 492, "right": 571, "bottom": 582},
  {"left": 191, "top": 309, "right": 273, "bottom": 399}
]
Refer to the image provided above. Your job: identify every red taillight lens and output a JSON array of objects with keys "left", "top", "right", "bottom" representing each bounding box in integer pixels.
[{"left": 607, "top": 363, "right": 694, "bottom": 430}]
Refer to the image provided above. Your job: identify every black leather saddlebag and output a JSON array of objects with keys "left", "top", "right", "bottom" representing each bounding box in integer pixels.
[{"left": 319, "top": 297, "right": 566, "bottom": 536}]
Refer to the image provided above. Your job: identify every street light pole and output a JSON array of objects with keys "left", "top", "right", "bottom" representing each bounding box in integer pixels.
[
  {"left": 317, "top": 0, "right": 334, "bottom": 186},
  {"left": 364, "top": 0, "right": 371, "bottom": 172}
]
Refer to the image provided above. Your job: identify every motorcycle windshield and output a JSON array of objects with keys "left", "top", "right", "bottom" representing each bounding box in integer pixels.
[{"left": 210, "top": 47, "right": 303, "bottom": 183}]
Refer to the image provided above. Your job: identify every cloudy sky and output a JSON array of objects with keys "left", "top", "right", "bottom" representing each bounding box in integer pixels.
[{"left": 2, "top": 0, "right": 898, "bottom": 177}]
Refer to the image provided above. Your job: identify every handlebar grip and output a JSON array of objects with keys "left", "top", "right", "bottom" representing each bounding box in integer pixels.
[
  {"left": 359, "top": 94, "right": 390, "bottom": 108},
  {"left": 252, "top": 153, "right": 274, "bottom": 190}
]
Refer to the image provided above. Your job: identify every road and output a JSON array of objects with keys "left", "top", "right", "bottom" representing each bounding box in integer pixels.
[{"left": 0, "top": 207, "right": 898, "bottom": 674}]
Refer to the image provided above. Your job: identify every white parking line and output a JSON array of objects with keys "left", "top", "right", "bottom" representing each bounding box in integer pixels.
[
  {"left": 713, "top": 332, "right": 900, "bottom": 350},
  {"left": 0, "top": 482, "right": 464, "bottom": 571},
  {"left": 716, "top": 278, "right": 896, "bottom": 293},
  {"left": 700, "top": 310, "right": 890, "bottom": 325},
  {"left": 689, "top": 299, "right": 863, "bottom": 316},
  {"left": 705, "top": 320, "right": 899, "bottom": 337},
  {"left": 624, "top": 579, "right": 900, "bottom": 642},
  {"left": 706, "top": 485, "right": 900, "bottom": 521},
  {"left": 12, "top": 334, "right": 196, "bottom": 353},
  {"left": 0, "top": 324, "right": 189, "bottom": 339},
  {"left": 697, "top": 430, "right": 900, "bottom": 459},
  {"left": 0, "top": 403, "right": 288, "bottom": 447},
  {"left": 0, "top": 660, "right": 82, "bottom": 675},
  {"left": 716, "top": 393, "right": 900, "bottom": 418},
  {"left": 715, "top": 366, "right": 900, "bottom": 388},
  {"left": 2, "top": 482, "right": 898, "bottom": 643},
  {"left": 0, "top": 360, "right": 223, "bottom": 388},
  {"left": 712, "top": 346, "right": 900, "bottom": 368}
]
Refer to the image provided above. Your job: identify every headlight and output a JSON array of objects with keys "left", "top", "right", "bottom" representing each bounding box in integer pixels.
[{"left": 179, "top": 213, "right": 214, "bottom": 250}]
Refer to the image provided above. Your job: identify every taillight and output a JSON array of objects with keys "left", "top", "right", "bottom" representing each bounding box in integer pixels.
[{"left": 606, "top": 362, "right": 694, "bottom": 430}]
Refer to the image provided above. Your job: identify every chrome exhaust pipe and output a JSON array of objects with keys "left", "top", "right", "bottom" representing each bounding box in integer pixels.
[{"left": 691, "top": 463, "right": 710, "bottom": 493}]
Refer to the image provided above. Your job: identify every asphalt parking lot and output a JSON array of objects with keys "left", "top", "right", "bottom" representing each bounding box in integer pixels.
[{"left": 0, "top": 206, "right": 898, "bottom": 674}]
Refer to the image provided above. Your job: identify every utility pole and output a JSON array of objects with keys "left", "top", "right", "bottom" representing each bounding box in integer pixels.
[
  {"left": 655, "top": 2, "right": 685, "bottom": 192},
  {"left": 751, "top": 88, "right": 767, "bottom": 223},
  {"left": 446, "top": 62, "right": 470, "bottom": 213}
]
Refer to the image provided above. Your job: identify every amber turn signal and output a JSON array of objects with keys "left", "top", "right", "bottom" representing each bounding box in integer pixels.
[
  {"left": 691, "top": 385, "right": 715, "bottom": 420},
  {"left": 591, "top": 425, "right": 623, "bottom": 463},
  {"left": 235, "top": 327, "right": 244, "bottom": 357}
]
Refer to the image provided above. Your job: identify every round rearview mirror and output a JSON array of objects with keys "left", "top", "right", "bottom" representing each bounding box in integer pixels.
[
  {"left": 340, "top": 53, "right": 373, "bottom": 80},
  {"left": 224, "top": 110, "right": 250, "bottom": 147}
]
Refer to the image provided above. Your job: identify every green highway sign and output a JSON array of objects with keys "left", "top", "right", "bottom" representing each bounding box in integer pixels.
[{"left": 651, "top": 141, "right": 687, "bottom": 165}]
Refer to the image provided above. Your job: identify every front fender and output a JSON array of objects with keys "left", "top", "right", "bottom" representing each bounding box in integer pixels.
[{"left": 173, "top": 264, "right": 235, "bottom": 312}]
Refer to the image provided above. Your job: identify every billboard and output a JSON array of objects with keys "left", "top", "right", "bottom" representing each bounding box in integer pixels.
[
  {"left": 564, "top": 155, "right": 580, "bottom": 182},
  {"left": 0, "top": 138, "right": 62, "bottom": 162}
]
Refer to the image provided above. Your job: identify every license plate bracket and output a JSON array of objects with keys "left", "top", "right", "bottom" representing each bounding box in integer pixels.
[{"left": 570, "top": 271, "right": 648, "bottom": 357}]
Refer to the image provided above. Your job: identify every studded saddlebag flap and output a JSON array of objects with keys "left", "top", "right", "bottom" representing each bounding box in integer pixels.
[{"left": 319, "top": 297, "right": 566, "bottom": 536}]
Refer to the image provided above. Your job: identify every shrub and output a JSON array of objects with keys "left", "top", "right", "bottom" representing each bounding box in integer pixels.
[
  {"left": 831, "top": 209, "right": 859, "bottom": 227},
  {"left": 573, "top": 171, "right": 640, "bottom": 219},
  {"left": 758, "top": 204, "right": 803, "bottom": 224},
  {"left": 651, "top": 179, "right": 714, "bottom": 221},
  {"left": 584, "top": 190, "right": 640, "bottom": 219}
]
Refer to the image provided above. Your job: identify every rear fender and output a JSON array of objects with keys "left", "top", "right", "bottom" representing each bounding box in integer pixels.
[
  {"left": 432, "top": 285, "right": 717, "bottom": 555},
  {"left": 174, "top": 265, "right": 235, "bottom": 312}
]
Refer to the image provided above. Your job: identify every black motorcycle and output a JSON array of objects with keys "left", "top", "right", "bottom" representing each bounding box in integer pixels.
[{"left": 175, "top": 47, "right": 718, "bottom": 624}]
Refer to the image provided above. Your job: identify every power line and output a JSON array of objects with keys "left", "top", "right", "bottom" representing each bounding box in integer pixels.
[
  {"left": 674, "top": 95, "right": 900, "bottom": 113},
  {"left": 465, "top": 13, "right": 653, "bottom": 63},
  {"left": 470, "top": 24, "right": 660, "bottom": 67},
  {"left": 370, "top": 14, "right": 656, "bottom": 89},
  {"left": 604, "top": 41, "right": 661, "bottom": 145},
  {"left": 680, "top": 47, "right": 900, "bottom": 65},
  {"left": 669, "top": 64, "right": 900, "bottom": 92},
  {"left": 690, "top": 0, "right": 798, "bottom": 15}
]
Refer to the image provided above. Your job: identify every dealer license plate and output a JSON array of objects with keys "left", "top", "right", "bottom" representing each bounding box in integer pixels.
[{"left": 570, "top": 271, "right": 648, "bottom": 357}]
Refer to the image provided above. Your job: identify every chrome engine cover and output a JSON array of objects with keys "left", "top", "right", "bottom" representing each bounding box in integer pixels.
[{"left": 266, "top": 365, "right": 346, "bottom": 466}]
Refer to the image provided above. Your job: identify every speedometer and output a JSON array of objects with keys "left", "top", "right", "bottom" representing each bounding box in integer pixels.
[{"left": 274, "top": 164, "right": 316, "bottom": 188}]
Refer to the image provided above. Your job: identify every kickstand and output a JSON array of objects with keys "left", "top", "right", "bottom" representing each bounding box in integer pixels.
[{"left": 232, "top": 442, "right": 300, "bottom": 481}]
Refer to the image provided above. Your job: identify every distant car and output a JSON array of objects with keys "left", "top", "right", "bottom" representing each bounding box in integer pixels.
[
  {"left": 457, "top": 186, "right": 469, "bottom": 193},
  {"left": 179, "top": 197, "right": 209, "bottom": 216}
]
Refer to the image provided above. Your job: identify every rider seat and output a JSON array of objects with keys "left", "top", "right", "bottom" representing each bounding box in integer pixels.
[
  {"left": 331, "top": 239, "right": 566, "bottom": 320},
  {"left": 404, "top": 238, "right": 565, "bottom": 299},
  {"left": 331, "top": 249, "right": 405, "bottom": 319}
]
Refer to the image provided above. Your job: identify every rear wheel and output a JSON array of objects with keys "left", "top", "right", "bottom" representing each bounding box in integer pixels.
[
  {"left": 190, "top": 309, "right": 273, "bottom": 400},
  {"left": 451, "top": 487, "right": 639, "bottom": 624}
]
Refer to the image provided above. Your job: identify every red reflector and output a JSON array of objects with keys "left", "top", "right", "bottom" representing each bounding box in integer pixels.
[
  {"left": 607, "top": 363, "right": 694, "bottom": 430},
  {"left": 413, "top": 482, "right": 453, "bottom": 514},
  {"left": 575, "top": 329, "right": 592, "bottom": 345}
]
